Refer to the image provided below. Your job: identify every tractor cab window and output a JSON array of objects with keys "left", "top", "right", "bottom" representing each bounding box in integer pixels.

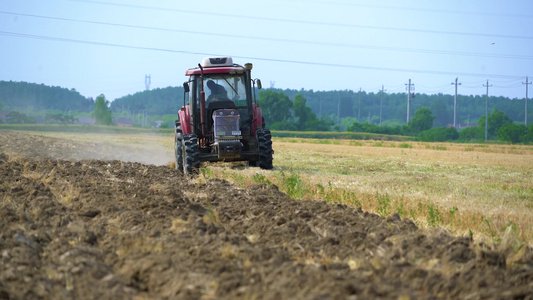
[
  {"left": 195, "top": 74, "right": 250, "bottom": 132},
  {"left": 201, "top": 75, "right": 247, "bottom": 107}
]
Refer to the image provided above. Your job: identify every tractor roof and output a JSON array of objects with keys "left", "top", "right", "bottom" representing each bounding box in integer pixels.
[{"left": 185, "top": 56, "right": 246, "bottom": 76}]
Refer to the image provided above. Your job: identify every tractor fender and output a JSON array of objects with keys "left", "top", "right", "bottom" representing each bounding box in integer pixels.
[
  {"left": 178, "top": 105, "right": 192, "bottom": 134},
  {"left": 252, "top": 104, "right": 263, "bottom": 135}
]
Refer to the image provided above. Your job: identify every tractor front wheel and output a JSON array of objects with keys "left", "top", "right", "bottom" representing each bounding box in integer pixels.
[
  {"left": 182, "top": 133, "right": 200, "bottom": 174},
  {"left": 175, "top": 122, "right": 183, "bottom": 171},
  {"left": 257, "top": 129, "right": 273, "bottom": 170}
]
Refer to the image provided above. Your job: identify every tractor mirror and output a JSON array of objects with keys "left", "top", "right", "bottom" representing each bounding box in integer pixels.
[
  {"left": 256, "top": 79, "right": 262, "bottom": 89},
  {"left": 183, "top": 82, "right": 190, "bottom": 93}
]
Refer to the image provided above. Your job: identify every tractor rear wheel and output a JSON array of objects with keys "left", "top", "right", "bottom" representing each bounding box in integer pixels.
[
  {"left": 182, "top": 133, "right": 200, "bottom": 174},
  {"left": 257, "top": 129, "right": 273, "bottom": 170}
]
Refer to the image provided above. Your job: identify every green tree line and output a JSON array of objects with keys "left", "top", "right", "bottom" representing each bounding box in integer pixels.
[
  {"left": 275, "top": 88, "right": 531, "bottom": 128},
  {"left": 259, "top": 89, "right": 533, "bottom": 143},
  {"left": 2, "top": 81, "right": 530, "bottom": 128},
  {"left": 110, "top": 86, "right": 184, "bottom": 116},
  {"left": 2, "top": 81, "right": 532, "bottom": 143},
  {"left": 0, "top": 81, "right": 94, "bottom": 112}
]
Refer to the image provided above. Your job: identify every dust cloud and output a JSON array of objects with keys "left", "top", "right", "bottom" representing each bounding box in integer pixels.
[{"left": 0, "top": 130, "right": 175, "bottom": 166}]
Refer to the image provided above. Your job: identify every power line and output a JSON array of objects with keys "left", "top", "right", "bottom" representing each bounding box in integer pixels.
[
  {"left": 67, "top": 0, "right": 533, "bottom": 40},
  {"left": 416, "top": 83, "right": 452, "bottom": 90},
  {"left": 386, "top": 84, "right": 407, "bottom": 91},
  {"left": 285, "top": 0, "right": 533, "bottom": 19},
  {"left": 462, "top": 79, "right": 518, "bottom": 89},
  {"left": 411, "top": 83, "right": 451, "bottom": 95},
  {"left": 0, "top": 30, "right": 217, "bottom": 56},
  {"left": 3, "top": 11, "right": 531, "bottom": 61},
  {"left": 1, "top": 30, "right": 526, "bottom": 81},
  {"left": 493, "top": 83, "right": 523, "bottom": 88},
  {"left": 2, "top": 30, "right": 530, "bottom": 101}
]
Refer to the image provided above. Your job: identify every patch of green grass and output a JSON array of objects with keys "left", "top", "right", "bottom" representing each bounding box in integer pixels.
[
  {"left": 399, "top": 143, "right": 412, "bottom": 149},
  {"left": 197, "top": 169, "right": 210, "bottom": 180},
  {"left": 449, "top": 206, "right": 459, "bottom": 226},
  {"left": 317, "top": 140, "right": 332, "bottom": 144},
  {"left": 483, "top": 217, "right": 500, "bottom": 243},
  {"left": 252, "top": 172, "right": 271, "bottom": 185},
  {"left": 396, "top": 197, "right": 406, "bottom": 218},
  {"left": 427, "top": 203, "right": 443, "bottom": 227},
  {"left": 350, "top": 141, "right": 363, "bottom": 146},
  {"left": 376, "top": 192, "right": 391, "bottom": 216},
  {"left": 277, "top": 170, "right": 307, "bottom": 199}
]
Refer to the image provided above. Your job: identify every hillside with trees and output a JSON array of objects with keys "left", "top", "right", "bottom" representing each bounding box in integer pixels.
[
  {"left": 274, "top": 88, "right": 530, "bottom": 129},
  {"left": 1, "top": 81, "right": 532, "bottom": 143},
  {"left": 0, "top": 81, "right": 94, "bottom": 113},
  {"left": 110, "top": 86, "right": 184, "bottom": 116},
  {"left": 2, "top": 81, "right": 529, "bottom": 130}
]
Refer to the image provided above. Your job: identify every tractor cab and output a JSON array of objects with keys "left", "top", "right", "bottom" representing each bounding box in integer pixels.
[
  {"left": 199, "top": 74, "right": 249, "bottom": 137},
  {"left": 182, "top": 57, "right": 258, "bottom": 140}
]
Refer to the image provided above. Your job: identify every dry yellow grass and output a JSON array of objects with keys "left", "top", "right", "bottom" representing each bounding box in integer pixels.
[{"left": 206, "top": 138, "right": 533, "bottom": 246}]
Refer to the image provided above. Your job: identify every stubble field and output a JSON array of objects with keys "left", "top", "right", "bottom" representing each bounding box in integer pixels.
[
  {"left": 0, "top": 128, "right": 532, "bottom": 299},
  {"left": 209, "top": 138, "right": 533, "bottom": 246}
]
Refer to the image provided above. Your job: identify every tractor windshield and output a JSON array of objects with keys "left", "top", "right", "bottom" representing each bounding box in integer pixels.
[{"left": 202, "top": 74, "right": 247, "bottom": 107}]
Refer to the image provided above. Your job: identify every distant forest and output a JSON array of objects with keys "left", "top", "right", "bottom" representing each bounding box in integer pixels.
[
  {"left": 1, "top": 80, "right": 531, "bottom": 129},
  {"left": 0, "top": 81, "right": 94, "bottom": 113},
  {"left": 278, "top": 89, "right": 530, "bottom": 128},
  {"left": 110, "top": 86, "right": 185, "bottom": 116},
  {"left": 109, "top": 86, "right": 531, "bottom": 129}
]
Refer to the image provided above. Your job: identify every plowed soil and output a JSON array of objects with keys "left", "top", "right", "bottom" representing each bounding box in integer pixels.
[{"left": 1, "top": 130, "right": 532, "bottom": 299}]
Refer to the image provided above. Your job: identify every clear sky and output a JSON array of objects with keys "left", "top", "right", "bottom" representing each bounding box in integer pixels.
[{"left": 1, "top": 0, "right": 532, "bottom": 102}]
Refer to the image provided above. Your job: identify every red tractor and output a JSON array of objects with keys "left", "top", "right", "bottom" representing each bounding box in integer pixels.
[{"left": 175, "top": 57, "right": 273, "bottom": 174}]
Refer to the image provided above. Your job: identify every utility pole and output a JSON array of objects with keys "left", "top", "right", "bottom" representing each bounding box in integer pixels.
[
  {"left": 358, "top": 88, "right": 361, "bottom": 122},
  {"left": 451, "top": 77, "right": 461, "bottom": 128},
  {"left": 483, "top": 80, "right": 492, "bottom": 140},
  {"left": 337, "top": 94, "right": 340, "bottom": 126},
  {"left": 380, "top": 85, "right": 386, "bottom": 126},
  {"left": 524, "top": 76, "right": 531, "bottom": 126},
  {"left": 405, "top": 79, "right": 415, "bottom": 123},
  {"left": 318, "top": 96, "right": 322, "bottom": 118}
]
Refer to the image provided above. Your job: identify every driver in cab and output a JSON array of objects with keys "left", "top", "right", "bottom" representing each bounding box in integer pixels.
[{"left": 206, "top": 80, "right": 228, "bottom": 104}]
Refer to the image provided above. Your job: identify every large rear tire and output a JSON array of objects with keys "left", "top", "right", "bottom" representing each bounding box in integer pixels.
[
  {"left": 182, "top": 134, "right": 200, "bottom": 175},
  {"left": 257, "top": 129, "right": 273, "bottom": 170}
]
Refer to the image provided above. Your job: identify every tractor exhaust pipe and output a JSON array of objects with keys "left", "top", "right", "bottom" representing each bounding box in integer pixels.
[{"left": 198, "top": 63, "right": 207, "bottom": 137}]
